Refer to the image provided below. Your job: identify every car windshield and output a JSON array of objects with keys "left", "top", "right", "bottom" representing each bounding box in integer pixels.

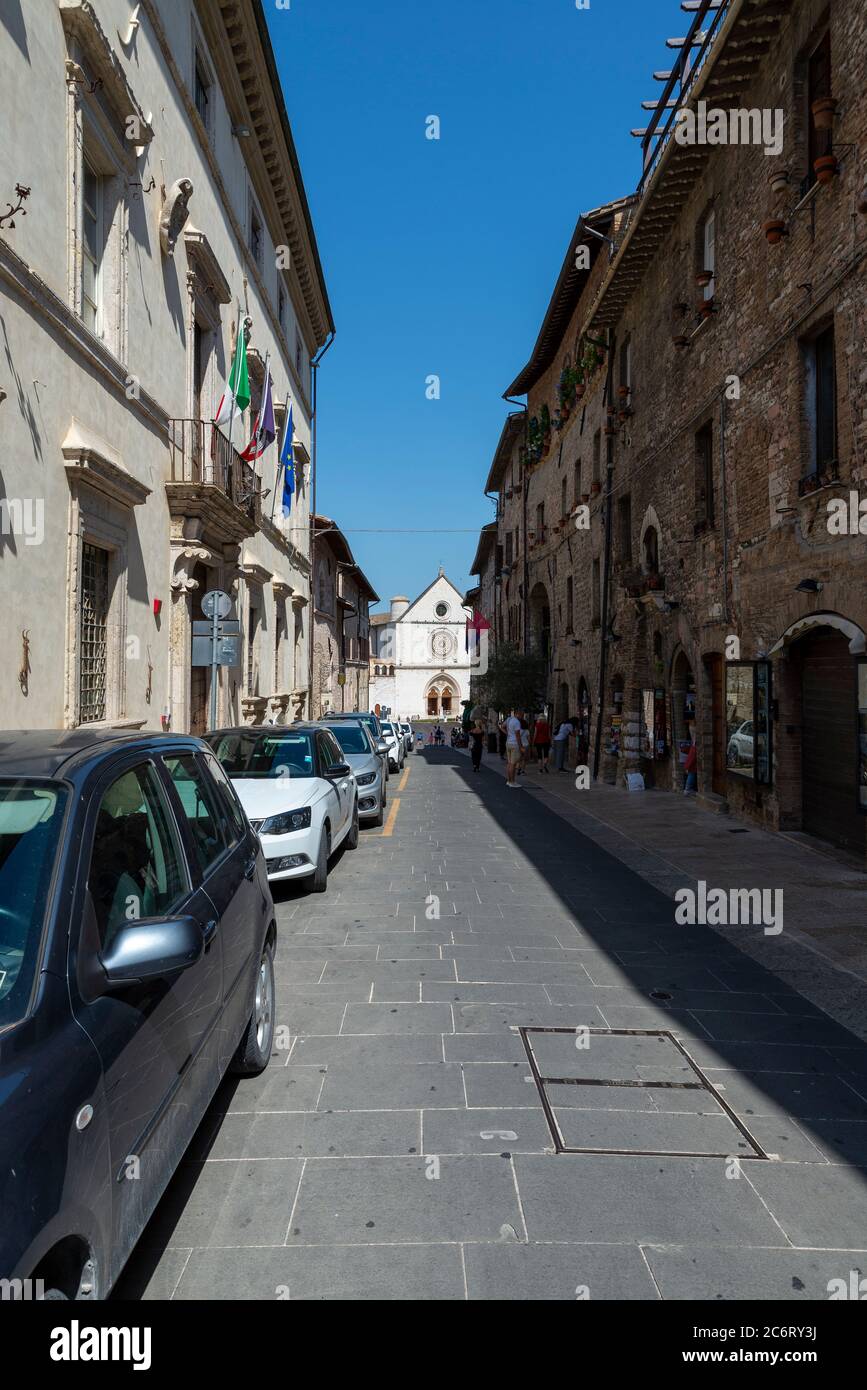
[
  {"left": 381, "top": 723, "right": 394, "bottom": 735},
  {"left": 207, "top": 731, "right": 315, "bottom": 779},
  {"left": 0, "top": 781, "right": 67, "bottom": 1024},
  {"left": 328, "top": 724, "right": 369, "bottom": 754}
]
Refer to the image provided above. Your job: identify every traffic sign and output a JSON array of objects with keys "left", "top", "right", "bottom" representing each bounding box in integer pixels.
[{"left": 201, "top": 589, "right": 232, "bottom": 621}]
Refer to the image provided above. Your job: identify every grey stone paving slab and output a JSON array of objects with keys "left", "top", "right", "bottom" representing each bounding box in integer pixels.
[
  {"left": 442, "top": 1032, "right": 528, "bottom": 1063},
  {"left": 287, "top": 1155, "right": 523, "bottom": 1245},
  {"left": 275, "top": 982, "right": 376, "bottom": 1002},
  {"left": 290, "top": 1034, "right": 445, "bottom": 1066},
  {"left": 745, "top": 1163, "right": 867, "bottom": 1247},
  {"left": 692, "top": 1011, "right": 861, "bottom": 1048},
  {"left": 191, "top": 1110, "right": 421, "bottom": 1160},
  {"left": 464, "top": 1242, "right": 660, "bottom": 1300},
  {"left": 513, "top": 1153, "right": 784, "bottom": 1245},
  {"left": 317, "top": 1061, "right": 465, "bottom": 1110},
  {"left": 789, "top": 1120, "right": 867, "bottom": 1165},
  {"left": 139, "top": 1160, "right": 304, "bottom": 1250},
  {"left": 172, "top": 1243, "right": 465, "bottom": 1301},
  {"left": 462, "top": 1062, "right": 544, "bottom": 1109},
  {"left": 643, "top": 1244, "right": 867, "bottom": 1300},
  {"left": 113, "top": 1247, "right": 191, "bottom": 1301},
  {"left": 341, "top": 1002, "right": 454, "bottom": 1034},
  {"left": 701, "top": 1069, "right": 867, "bottom": 1122},
  {"left": 453, "top": 1002, "right": 608, "bottom": 1033},
  {"left": 552, "top": 1107, "right": 754, "bottom": 1155},
  {"left": 276, "top": 1003, "right": 348, "bottom": 1036},
  {"left": 321, "top": 961, "right": 457, "bottom": 984},
  {"left": 544, "top": 1083, "right": 666, "bottom": 1113},
  {"left": 526, "top": 1028, "right": 684, "bottom": 1081},
  {"left": 422, "top": 982, "right": 552, "bottom": 1005},
  {"left": 684, "top": 1040, "right": 845, "bottom": 1075},
  {"left": 212, "top": 1064, "right": 326, "bottom": 1114},
  {"left": 422, "top": 1107, "right": 553, "bottom": 1155}
]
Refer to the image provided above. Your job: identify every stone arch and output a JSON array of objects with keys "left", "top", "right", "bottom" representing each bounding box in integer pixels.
[
  {"left": 639, "top": 504, "right": 663, "bottom": 576},
  {"left": 528, "top": 581, "right": 552, "bottom": 663}
]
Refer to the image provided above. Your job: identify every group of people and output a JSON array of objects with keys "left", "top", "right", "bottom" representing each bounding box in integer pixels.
[{"left": 461, "top": 709, "right": 583, "bottom": 785}]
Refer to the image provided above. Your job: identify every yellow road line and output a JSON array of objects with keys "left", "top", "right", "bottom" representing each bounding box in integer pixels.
[
  {"left": 380, "top": 797, "right": 401, "bottom": 837},
  {"left": 398, "top": 765, "right": 410, "bottom": 792}
]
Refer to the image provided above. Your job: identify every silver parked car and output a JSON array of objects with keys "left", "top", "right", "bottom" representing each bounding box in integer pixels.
[{"left": 321, "top": 718, "right": 387, "bottom": 827}]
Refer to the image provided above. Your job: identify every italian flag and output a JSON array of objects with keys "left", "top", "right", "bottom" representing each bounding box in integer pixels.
[{"left": 214, "top": 328, "right": 250, "bottom": 428}]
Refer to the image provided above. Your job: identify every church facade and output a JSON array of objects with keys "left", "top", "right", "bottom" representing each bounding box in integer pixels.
[{"left": 369, "top": 571, "right": 472, "bottom": 720}]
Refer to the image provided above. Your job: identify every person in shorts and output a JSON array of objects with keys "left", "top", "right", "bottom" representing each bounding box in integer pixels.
[
  {"left": 533, "top": 713, "right": 552, "bottom": 773},
  {"left": 500, "top": 710, "right": 523, "bottom": 787}
]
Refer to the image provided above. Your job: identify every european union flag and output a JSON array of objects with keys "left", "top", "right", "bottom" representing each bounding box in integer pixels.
[{"left": 279, "top": 403, "right": 295, "bottom": 516}]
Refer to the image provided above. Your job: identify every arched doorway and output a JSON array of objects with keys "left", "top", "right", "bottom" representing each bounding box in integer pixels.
[
  {"left": 425, "top": 676, "right": 459, "bottom": 719},
  {"left": 529, "top": 582, "right": 551, "bottom": 664},
  {"left": 575, "top": 678, "right": 592, "bottom": 765},
  {"left": 792, "top": 626, "right": 865, "bottom": 854},
  {"left": 671, "top": 649, "right": 696, "bottom": 787}
]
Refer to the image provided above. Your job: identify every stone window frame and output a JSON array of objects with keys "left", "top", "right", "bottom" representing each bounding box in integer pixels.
[
  {"left": 799, "top": 314, "right": 838, "bottom": 482},
  {"left": 639, "top": 504, "right": 663, "bottom": 577},
  {"left": 62, "top": 424, "right": 151, "bottom": 729},
  {"left": 191, "top": 18, "right": 216, "bottom": 143},
  {"left": 65, "top": 51, "right": 133, "bottom": 361}
]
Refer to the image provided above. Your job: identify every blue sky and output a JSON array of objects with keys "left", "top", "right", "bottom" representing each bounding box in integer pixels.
[{"left": 265, "top": 0, "right": 668, "bottom": 612}]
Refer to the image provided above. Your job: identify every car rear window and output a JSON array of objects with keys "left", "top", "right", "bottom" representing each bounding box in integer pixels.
[{"left": 329, "top": 724, "right": 368, "bottom": 754}]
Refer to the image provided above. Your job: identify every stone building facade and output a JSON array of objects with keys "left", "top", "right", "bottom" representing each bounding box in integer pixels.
[
  {"left": 478, "top": 0, "right": 867, "bottom": 861},
  {"left": 311, "top": 517, "right": 377, "bottom": 717},
  {"left": 0, "top": 0, "right": 331, "bottom": 734},
  {"left": 369, "top": 572, "right": 472, "bottom": 721}
]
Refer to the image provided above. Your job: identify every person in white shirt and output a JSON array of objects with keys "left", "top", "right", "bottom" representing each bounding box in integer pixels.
[
  {"left": 553, "top": 717, "right": 574, "bottom": 772},
  {"left": 499, "top": 710, "right": 523, "bottom": 787},
  {"left": 518, "top": 722, "right": 530, "bottom": 775}
]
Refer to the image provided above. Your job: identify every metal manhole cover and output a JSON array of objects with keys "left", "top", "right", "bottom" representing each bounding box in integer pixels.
[{"left": 519, "top": 1026, "right": 771, "bottom": 1160}]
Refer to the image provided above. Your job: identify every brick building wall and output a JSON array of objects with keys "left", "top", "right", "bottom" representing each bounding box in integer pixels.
[{"left": 480, "top": 0, "right": 867, "bottom": 860}]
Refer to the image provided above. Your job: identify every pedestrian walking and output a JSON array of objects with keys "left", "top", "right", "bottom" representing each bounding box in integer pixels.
[
  {"left": 470, "top": 717, "right": 485, "bottom": 773},
  {"left": 553, "top": 717, "right": 574, "bottom": 772},
  {"left": 500, "top": 709, "right": 523, "bottom": 787},
  {"left": 533, "top": 713, "right": 552, "bottom": 773},
  {"left": 518, "top": 721, "right": 530, "bottom": 775},
  {"left": 683, "top": 739, "right": 698, "bottom": 795}
]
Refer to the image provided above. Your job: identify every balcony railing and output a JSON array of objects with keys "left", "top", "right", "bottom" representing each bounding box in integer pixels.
[{"left": 168, "top": 419, "right": 261, "bottom": 527}]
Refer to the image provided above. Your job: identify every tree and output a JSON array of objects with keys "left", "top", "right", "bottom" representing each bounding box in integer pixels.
[{"left": 472, "top": 642, "right": 547, "bottom": 716}]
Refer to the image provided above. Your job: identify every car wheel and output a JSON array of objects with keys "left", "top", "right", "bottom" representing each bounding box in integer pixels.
[
  {"left": 373, "top": 797, "right": 385, "bottom": 828},
  {"left": 230, "top": 941, "right": 276, "bottom": 1075},
  {"left": 310, "top": 826, "right": 330, "bottom": 892},
  {"left": 346, "top": 800, "right": 360, "bottom": 849}
]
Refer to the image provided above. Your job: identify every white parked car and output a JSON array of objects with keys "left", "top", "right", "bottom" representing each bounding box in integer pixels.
[
  {"left": 399, "top": 722, "right": 413, "bottom": 754},
  {"left": 321, "top": 718, "right": 386, "bottom": 827},
  {"left": 206, "top": 724, "right": 358, "bottom": 891},
  {"left": 378, "top": 720, "right": 405, "bottom": 772}
]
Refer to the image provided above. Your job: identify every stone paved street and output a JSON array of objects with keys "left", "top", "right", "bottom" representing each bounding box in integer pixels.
[{"left": 117, "top": 747, "right": 867, "bottom": 1301}]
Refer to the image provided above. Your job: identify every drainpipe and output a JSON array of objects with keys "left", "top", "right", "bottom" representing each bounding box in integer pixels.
[
  {"left": 502, "top": 396, "right": 528, "bottom": 657},
  {"left": 308, "top": 331, "right": 335, "bottom": 714},
  {"left": 720, "top": 388, "right": 729, "bottom": 623},
  {"left": 593, "top": 331, "right": 616, "bottom": 781}
]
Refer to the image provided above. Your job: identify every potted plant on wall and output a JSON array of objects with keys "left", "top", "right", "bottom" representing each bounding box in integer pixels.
[
  {"left": 768, "top": 168, "right": 790, "bottom": 198},
  {"left": 762, "top": 217, "right": 788, "bottom": 245},
  {"left": 695, "top": 268, "right": 713, "bottom": 290},
  {"left": 814, "top": 153, "right": 839, "bottom": 185},
  {"left": 811, "top": 96, "right": 838, "bottom": 130}
]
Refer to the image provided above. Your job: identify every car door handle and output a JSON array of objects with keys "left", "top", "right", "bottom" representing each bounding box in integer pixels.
[
  {"left": 243, "top": 856, "right": 257, "bottom": 880},
  {"left": 202, "top": 918, "right": 218, "bottom": 946}
]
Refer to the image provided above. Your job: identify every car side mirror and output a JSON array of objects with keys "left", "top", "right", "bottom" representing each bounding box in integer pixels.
[
  {"left": 100, "top": 916, "right": 205, "bottom": 989},
  {"left": 327, "top": 761, "right": 352, "bottom": 778},
  {"left": 375, "top": 740, "right": 389, "bottom": 755}
]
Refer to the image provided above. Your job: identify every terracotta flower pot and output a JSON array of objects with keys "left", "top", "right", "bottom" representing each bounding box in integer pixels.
[
  {"left": 695, "top": 269, "right": 713, "bottom": 289},
  {"left": 575, "top": 383, "right": 586, "bottom": 399},
  {"left": 761, "top": 218, "right": 787, "bottom": 245},
  {"left": 768, "top": 170, "right": 790, "bottom": 197},
  {"left": 814, "top": 154, "right": 839, "bottom": 185},
  {"left": 672, "top": 333, "right": 690, "bottom": 350},
  {"left": 590, "top": 481, "right": 601, "bottom": 496},
  {"left": 811, "top": 96, "right": 838, "bottom": 131},
  {"left": 697, "top": 297, "right": 715, "bottom": 320},
  {"left": 618, "top": 385, "right": 629, "bottom": 399}
]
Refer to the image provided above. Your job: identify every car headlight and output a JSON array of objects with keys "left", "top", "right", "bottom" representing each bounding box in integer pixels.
[
  {"left": 260, "top": 807, "right": 312, "bottom": 834},
  {"left": 356, "top": 771, "right": 377, "bottom": 786}
]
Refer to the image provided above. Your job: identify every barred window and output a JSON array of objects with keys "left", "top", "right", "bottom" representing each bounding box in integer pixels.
[{"left": 80, "top": 543, "right": 109, "bottom": 724}]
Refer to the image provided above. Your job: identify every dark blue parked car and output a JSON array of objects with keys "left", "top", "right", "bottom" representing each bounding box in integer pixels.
[{"left": 0, "top": 729, "right": 276, "bottom": 1299}]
